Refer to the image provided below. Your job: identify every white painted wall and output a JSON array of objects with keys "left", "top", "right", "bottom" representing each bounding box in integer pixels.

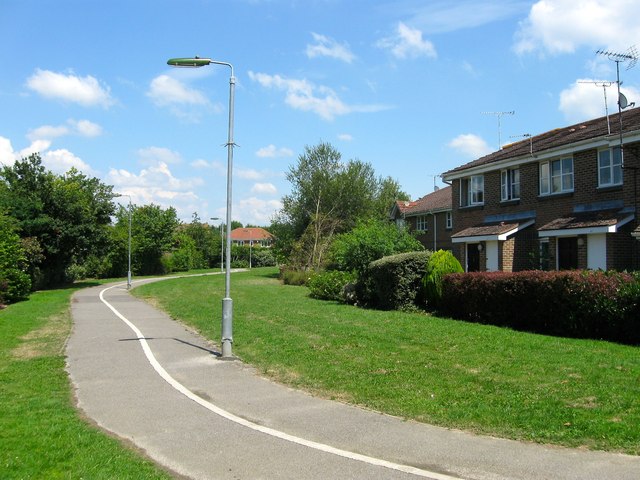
[{"left": 587, "top": 234, "right": 606, "bottom": 270}]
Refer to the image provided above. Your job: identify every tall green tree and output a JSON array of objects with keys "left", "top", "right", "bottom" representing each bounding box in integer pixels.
[
  {"left": 127, "top": 204, "right": 180, "bottom": 275},
  {"left": 275, "top": 142, "right": 409, "bottom": 269},
  {"left": 0, "top": 154, "right": 115, "bottom": 287}
]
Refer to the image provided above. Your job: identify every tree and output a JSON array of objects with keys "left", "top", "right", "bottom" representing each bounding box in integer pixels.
[
  {"left": 0, "top": 211, "right": 31, "bottom": 304},
  {"left": 0, "top": 154, "right": 115, "bottom": 287},
  {"left": 127, "top": 204, "right": 180, "bottom": 275},
  {"left": 276, "top": 142, "right": 409, "bottom": 269}
]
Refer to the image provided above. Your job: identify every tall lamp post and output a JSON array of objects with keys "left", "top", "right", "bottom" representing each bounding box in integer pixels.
[
  {"left": 115, "top": 194, "right": 132, "bottom": 289},
  {"left": 168, "top": 56, "right": 235, "bottom": 359}
]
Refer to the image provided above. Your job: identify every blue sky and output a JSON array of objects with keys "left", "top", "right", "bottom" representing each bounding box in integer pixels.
[{"left": 1, "top": 0, "right": 639, "bottom": 225}]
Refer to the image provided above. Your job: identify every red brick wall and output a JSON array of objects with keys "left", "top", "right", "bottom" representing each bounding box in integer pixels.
[{"left": 450, "top": 140, "right": 640, "bottom": 271}]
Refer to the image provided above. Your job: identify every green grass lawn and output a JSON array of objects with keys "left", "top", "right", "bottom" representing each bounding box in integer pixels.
[
  {"left": 0, "top": 282, "right": 173, "bottom": 480},
  {"left": 133, "top": 267, "right": 640, "bottom": 455}
]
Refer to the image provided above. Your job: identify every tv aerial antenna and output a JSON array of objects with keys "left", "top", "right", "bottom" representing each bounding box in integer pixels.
[
  {"left": 578, "top": 80, "right": 615, "bottom": 134},
  {"left": 482, "top": 111, "right": 514, "bottom": 149},
  {"left": 596, "top": 46, "right": 638, "bottom": 164},
  {"left": 509, "top": 133, "right": 533, "bottom": 156}
]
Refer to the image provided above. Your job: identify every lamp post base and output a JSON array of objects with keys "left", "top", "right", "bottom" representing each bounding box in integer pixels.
[{"left": 221, "top": 297, "right": 233, "bottom": 358}]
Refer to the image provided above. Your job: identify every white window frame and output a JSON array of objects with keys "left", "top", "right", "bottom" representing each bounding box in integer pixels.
[
  {"left": 501, "top": 167, "right": 520, "bottom": 201},
  {"left": 460, "top": 175, "right": 484, "bottom": 206},
  {"left": 445, "top": 211, "right": 452, "bottom": 229},
  {"left": 540, "top": 157, "right": 573, "bottom": 195},
  {"left": 416, "top": 215, "right": 428, "bottom": 232},
  {"left": 598, "top": 147, "right": 622, "bottom": 187}
]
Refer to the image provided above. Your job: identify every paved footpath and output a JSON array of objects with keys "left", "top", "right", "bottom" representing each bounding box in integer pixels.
[{"left": 66, "top": 277, "right": 640, "bottom": 480}]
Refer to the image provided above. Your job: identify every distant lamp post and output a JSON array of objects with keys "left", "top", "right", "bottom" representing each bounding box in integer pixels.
[
  {"left": 168, "top": 56, "right": 236, "bottom": 359},
  {"left": 115, "top": 194, "right": 133, "bottom": 289},
  {"left": 210, "top": 217, "right": 224, "bottom": 273}
]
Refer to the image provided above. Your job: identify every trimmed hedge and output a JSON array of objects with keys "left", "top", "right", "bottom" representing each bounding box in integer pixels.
[
  {"left": 440, "top": 270, "right": 640, "bottom": 344},
  {"left": 356, "top": 251, "right": 432, "bottom": 311}
]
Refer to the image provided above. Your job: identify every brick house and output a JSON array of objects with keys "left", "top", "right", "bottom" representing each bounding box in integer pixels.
[
  {"left": 230, "top": 227, "right": 275, "bottom": 247},
  {"left": 389, "top": 186, "right": 453, "bottom": 251},
  {"left": 441, "top": 109, "right": 640, "bottom": 272}
]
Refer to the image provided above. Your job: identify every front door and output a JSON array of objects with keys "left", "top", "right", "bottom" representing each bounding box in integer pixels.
[
  {"left": 558, "top": 237, "right": 578, "bottom": 270},
  {"left": 467, "top": 244, "right": 480, "bottom": 272}
]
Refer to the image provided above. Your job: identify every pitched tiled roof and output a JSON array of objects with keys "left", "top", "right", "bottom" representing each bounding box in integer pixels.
[
  {"left": 538, "top": 209, "right": 627, "bottom": 231},
  {"left": 451, "top": 221, "right": 521, "bottom": 238},
  {"left": 230, "top": 227, "right": 274, "bottom": 241},
  {"left": 394, "top": 186, "right": 452, "bottom": 216},
  {"left": 443, "top": 107, "right": 640, "bottom": 176}
]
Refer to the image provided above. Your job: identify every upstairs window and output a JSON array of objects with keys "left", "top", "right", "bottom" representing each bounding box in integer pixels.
[
  {"left": 501, "top": 167, "right": 520, "bottom": 201},
  {"left": 540, "top": 157, "right": 573, "bottom": 195},
  {"left": 460, "top": 175, "right": 484, "bottom": 206},
  {"left": 445, "top": 211, "right": 452, "bottom": 229},
  {"left": 598, "top": 147, "right": 622, "bottom": 187},
  {"left": 416, "top": 215, "right": 428, "bottom": 232}
]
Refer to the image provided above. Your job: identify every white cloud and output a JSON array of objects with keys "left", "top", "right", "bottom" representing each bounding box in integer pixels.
[
  {"left": 137, "top": 146, "right": 183, "bottom": 165},
  {"left": 338, "top": 133, "right": 353, "bottom": 141},
  {"left": 106, "top": 162, "right": 205, "bottom": 220},
  {"left": 514, "top": 0, "right": 640, "bottom": 56},
  {"left": 26, "top": 69, "right": 113, "bottom": 107},
  {"left": 147, "top": 75, "right": 209, "bottom": 106},
  {"left": 256, "top": 144, "right": 294, "bottom": 158},
  {"left": 448, "top": 134, "right": 493, "bottom": 158},
  {"left": 559, "top": 79, "right": 640, "bottom": 123},
  {"left": 376, "top": 22, "right": 437, "bottom": 60},
  {"left": 237, "top": 196, "right": 283, "bottom": 226},
  {"left": 249, "top": 71, "right": 390, "bottom": 121},
  {"left": 42, "top": 148, "right": 97, "bottom": 175},
  {"left": 306, "top": 33, "right": 356, "bottom": 63},
  {"left": 27, "top": 119, "right": 103, "bottom": 142},
  {"left": 0, "top": 137, "right": 16, "bottom": 167},
  {"left": 251, "top": 182, "right": 277, "bottom": 195},
  {"left": 72, "top": 119, "right": 103, "bottom": 137}
]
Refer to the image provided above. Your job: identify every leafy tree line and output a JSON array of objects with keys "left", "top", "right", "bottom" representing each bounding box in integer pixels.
[{"left": 0, "top": 154, "right": 272, "bottom": 306}]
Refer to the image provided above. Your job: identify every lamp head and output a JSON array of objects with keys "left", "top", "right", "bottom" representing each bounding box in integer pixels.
[{"left": 167, "top": 56, "right": 212, "bottom": 68}]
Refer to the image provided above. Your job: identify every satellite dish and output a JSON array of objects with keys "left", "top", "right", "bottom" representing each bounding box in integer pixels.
[{"left": 620, "top": 92, "right": 629, "bottom": 109}]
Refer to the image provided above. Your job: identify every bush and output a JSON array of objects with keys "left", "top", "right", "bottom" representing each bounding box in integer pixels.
[
  {"left": 307, "top": 270, "right": 357, "bottom": 302},
  {"left": 279, "top": 266, "right": 313, "bottom": 286},
  {"left": 440, "top": 270, "right": 640, "bottom": 344},
  {"left": 329, "top": 219, "right": 424, "bottom": 275},
  {"left": 356, "top": 251, "right": 431, "bottom": 311},
  {"left": 423, "top": 250, "right": 463, "bottom": 310},
  {"left": 252, "top": 248, "right": 277, "bottom": 267}
]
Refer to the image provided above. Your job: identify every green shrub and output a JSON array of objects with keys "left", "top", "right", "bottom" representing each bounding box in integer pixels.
[
  {"left": 252, "top": 248, "right": 277, "bottom": 267},
  {"left": 356, "top": 251, "right": 431, "bottom": 311},
  {"left": 440, "top": 270, "right": 640, "bottom": 344},
  {"left": 423, "top": 250, "right": 463, "bottom": 309},
  {"left": 307, "top": 270, "right": 357, "bottom": 302},
  {"left": 279, "top": 266, "right": 312, "bottom": 286},
  {"left": 329, "top": 219, "right": 423, "bottom": 275}
]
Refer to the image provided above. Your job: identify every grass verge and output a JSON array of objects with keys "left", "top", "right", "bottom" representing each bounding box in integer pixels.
[
  {"left": 0, "top": 281, "right": 173, "bottom": 480},
  {"left": 133, "top": 267, "right": 640, "bottom": 455}
]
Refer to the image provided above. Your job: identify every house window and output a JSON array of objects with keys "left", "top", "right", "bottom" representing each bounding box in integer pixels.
[
  {"left": 460, "top": 175, "right": 484, "bottom": 206},
  {"left": 540, "top": 157, "right": 573, "bottom": 195},
  {"left": 445, "top": 212, "right": 452, "bottom": 229},
  {"left": 416, "top": 215, "right": 428, "bottom": 232},
  {"left": 501, "top": 168, "right": 520, "bottom": 201},
  {"left": 598, "top": 147, "right": 622, "bottom": 187}
]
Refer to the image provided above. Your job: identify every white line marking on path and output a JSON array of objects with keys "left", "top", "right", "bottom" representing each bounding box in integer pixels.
[{"left": 99, "top": 282, "right": 464, "bottom": 480}]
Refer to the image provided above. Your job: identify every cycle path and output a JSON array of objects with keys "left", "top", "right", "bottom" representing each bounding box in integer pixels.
[{"left": 66, "top": 277, "right": 640, "bottom": 480}]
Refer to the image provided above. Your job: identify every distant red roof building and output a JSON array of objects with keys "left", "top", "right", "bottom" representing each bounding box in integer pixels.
[{"left": 230, "top": 227, "right": 274, "bottom": 247}]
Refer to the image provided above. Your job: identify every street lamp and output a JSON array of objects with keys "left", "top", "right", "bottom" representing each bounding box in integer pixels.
[
  {"left": 168, "top": 56, "right": 236, "bottom": 359},
  {"left": 115, "top": 194, "right": 132, "bottom": 289},
  {"left": 210, "top": 217, "right": 224, "bottom": 273}
]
